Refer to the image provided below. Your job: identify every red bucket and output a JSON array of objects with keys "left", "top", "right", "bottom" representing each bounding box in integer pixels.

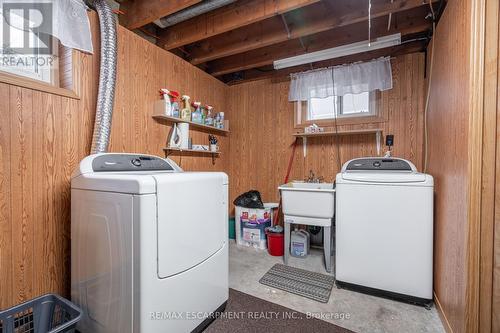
[{"left": 266, "top": 231, "right": 284, "bottom": 256}]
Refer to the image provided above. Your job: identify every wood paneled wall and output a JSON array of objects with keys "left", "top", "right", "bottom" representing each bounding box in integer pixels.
[
  {"left": 425, "top": 1, "right": 472, "bottom": 332},
  {"left": 227, "top": 53, "right": 425, "bottom": 210},
  {"left": 0, "top": 12, "right": 229, "bottom": 308}
]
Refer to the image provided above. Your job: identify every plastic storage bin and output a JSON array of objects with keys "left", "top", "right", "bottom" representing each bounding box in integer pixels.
[
  {"left": 235, "top": 203, "right": 278, "bottom": 249},
  {"left": 0, "top": 294, "right": 82, "bottom": 333}
]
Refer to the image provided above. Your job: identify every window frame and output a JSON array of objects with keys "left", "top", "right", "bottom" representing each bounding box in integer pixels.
[
  {"left": 0, "top": 6, "right": 79, "bottom": 99},
  {"left": 294, "top": 90, "right": 387, "bottom": 128},
  {"left": 0, "top": 8, "right": 58, "bottom": 85},
  {"left": 0, "top": 37, "right": 59, "bottom": 85}
]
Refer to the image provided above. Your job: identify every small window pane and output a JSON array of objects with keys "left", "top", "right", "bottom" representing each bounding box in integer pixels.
[
  {"left": 341, "top": 92, "right": 370, "bottom": 115},
  {"left": 0, "top": 8, "right": 55, "bottom": 84},
  {"left": 307, "top": 96, "right": 339, "bottom": 120}
]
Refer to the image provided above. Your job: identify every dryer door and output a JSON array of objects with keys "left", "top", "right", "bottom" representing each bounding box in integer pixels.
[{"left": 154, "top": 173, "right": 227, "bottom": 278}]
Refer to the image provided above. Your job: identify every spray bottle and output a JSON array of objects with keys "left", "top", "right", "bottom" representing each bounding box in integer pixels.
[
  {"left": 159, "top": 89, "right": 172, "bottom": 116},
  {"left": 191, "top": 101, "right": 202, "bottom": 124},
  {"left": 181, "top": 95, "right": 192, "bottom": 122},
  {"left": 205, "top": 105, "right": 214, "bottom": 126},
  {"left": 169, "top": 90, "right": 180, "bottom": 118},
  {"left": 200, "top": 105, "right": 207, "bottom": 124}
]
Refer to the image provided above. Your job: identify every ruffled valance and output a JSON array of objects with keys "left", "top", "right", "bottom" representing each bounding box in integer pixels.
[{"left": 289, "top": 57, "right": 393, "bottom": 101}]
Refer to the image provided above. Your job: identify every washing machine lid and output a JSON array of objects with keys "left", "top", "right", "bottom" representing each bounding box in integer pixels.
[
  {"left": 71, "top": 153, "right": 182, "bottom": 194},
  {"left": 342, "top": 157, "right": 416, "bottom": 172},
  {"left": 338, "top": 157, "right": 432, "bottom": 184},
  {"left": 340, "top": 172, "right": 430, "bottom": 183}
]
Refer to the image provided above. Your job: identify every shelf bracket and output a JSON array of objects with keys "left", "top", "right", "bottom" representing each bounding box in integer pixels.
[
  {"left": 376, "top": 130, "right": 381, "bottom": 155},
  {"left": 302, "top": 137, "right": 307, "bottom": 157}
]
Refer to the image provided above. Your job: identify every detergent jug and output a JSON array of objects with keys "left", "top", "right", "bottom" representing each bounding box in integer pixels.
[{"left": 290, "top": 229, "right": 310, "bottom": 258}]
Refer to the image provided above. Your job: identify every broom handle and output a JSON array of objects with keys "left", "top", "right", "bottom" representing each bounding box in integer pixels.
[{"left": 274, "top": 138, "right": 298, "bottom": 226}]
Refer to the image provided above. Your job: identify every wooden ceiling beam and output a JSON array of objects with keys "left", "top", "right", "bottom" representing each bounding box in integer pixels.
[
  {"left": 223, "top": 41, "right": 426, "bottom": 84},
  {"left": 121, "top": 0, "right": 202, "bottom": 30},
  {"left": 158, "top": 0, "right": 320, "bottom": 50},
  {"left": 189, "top": 0, "right": 437, "bottom": 65},
  {"left": 208, "top": 13, "right": 431, "bottom": 76}
]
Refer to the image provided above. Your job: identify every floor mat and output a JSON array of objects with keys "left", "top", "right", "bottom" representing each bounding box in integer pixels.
[
  {"left": 259, "top": 264, "right": 335, "bottom": 303},
  {"left": 204, "top": 289, "right": 352, "bottom": 333}
]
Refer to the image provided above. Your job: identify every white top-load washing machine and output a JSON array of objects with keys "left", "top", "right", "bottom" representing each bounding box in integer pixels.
[
  {"left": 335, "top": 157, "right": 433, "bottom": 305},
  {"left": 71, "top": 153, "right": 228, "bottom": 333}
]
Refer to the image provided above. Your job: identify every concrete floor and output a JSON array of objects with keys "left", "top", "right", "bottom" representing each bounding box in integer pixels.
[{"left": 229, "top": 241, "right": 445, "bottom": 333}]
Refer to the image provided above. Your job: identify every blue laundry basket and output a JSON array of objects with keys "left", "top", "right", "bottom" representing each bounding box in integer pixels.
[{"left": 0, "top": 294, "right": 81, "bottom": 333}]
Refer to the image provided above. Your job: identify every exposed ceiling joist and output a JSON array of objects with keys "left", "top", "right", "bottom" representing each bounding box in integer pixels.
[
  {"left": 121, "top": 0, "right": 202, "bottom": 30},
  {"left": 223, "top": 40, "right": 426, "bottom": 84},
  {"left": 208, "top": 13, "right": 431, "bottom": 76},
  {"left": 188, "top": 0, "right": 437, "bottom": 65},
  {"left": 158, "top": 0, "right": 320, "bottom": 50}
]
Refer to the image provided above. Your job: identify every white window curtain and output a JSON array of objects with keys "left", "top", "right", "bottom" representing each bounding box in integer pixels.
[
  {"left": 288, "top": 57, "right": 393, "bottom": 102},
  {"left": 52, "top": 0, "right": 93, "bottom": 53}
]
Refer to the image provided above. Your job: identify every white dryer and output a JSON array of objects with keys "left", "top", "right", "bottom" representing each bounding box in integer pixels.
[
  {"left": 71, "top": 153, "right": 228, "bottom": 333},
  {"left": 335, "top": 157, "right": 433, "bottom": 305}
]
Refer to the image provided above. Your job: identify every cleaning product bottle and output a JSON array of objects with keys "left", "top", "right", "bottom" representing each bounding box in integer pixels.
[
  {"left": 191, "top": 101, "right": 202, "bottom": 123},
  {"left": 201, "top": 105, "right": 206, "bottom": 124},
  {"left": 214, "top": 112, "right": 221, "bottom": 129},
  {"left": 219, "top": 112, "right": 225, "bottom": 129},
  {"left": 205, "top": 105, "right": 214, "bottom": 126},
  {"left": 181, "top": 95, "right": 191, "bottom": 122},
  {"left": 169, "top": 90, "right": 180, "bottom": 118},
  {"left": 159, "top": 89, "right": 172, "bottom": 116}
]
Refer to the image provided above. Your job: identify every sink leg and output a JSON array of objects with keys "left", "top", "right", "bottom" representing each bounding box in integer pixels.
[
  {"left": 284, "top": 222, "right": 290, "bottom": 266},
  {"left": 331, "top": 223, "right": 334, "bottom": 256},
  {"left": 324, "top": 226, "right": 332, "bottom": 273}
]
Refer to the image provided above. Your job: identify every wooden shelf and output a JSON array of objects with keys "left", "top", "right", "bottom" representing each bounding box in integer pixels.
[
  {"left": 293, "top": 128, "right": 383, "bottom": 137},
  {"left": 163, "top": 146, "right": 220, "bottom": 165},
  {"left": 163, "top": 147, "right": 220, "bottom": 155},
  {"left": 293, "top": 128, "right": 384, "bottom": 157},
  {"left": 153, "top": 114, "right": 229, "bottom": 134}
]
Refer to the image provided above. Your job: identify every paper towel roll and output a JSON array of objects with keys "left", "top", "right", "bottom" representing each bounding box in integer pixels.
[{"left": 178, "top": 122, "right": 189, "bottom": 149}]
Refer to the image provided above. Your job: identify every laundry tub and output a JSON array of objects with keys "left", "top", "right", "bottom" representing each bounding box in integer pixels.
[
  {"left": 278, "top": 182, "right": 335, "bottom": 219},
  {"left": 278, "top": 182, "right": 335, "bottom": 272}
]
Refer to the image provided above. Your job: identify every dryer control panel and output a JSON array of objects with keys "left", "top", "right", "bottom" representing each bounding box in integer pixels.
[
  {"left": 345, "top": 158, "right": 413, "bottom": 171},
  {"left": 92, "top": 154, "right": 176, "bottom": 172}
]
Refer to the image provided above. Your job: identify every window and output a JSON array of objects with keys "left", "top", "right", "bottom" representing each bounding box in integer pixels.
[
  {"left": 307, "top": 92, "right": 373, "bottom": 121},
  {"left": 295, "top": 91, "right": 383, "bottom": 127},
  {"left": 0, "top": 6, "right": 59, "bottom": 85}
]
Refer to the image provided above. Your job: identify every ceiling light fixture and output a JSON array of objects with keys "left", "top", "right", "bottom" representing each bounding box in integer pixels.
[{"left": 273, "top": 33, "right": 401, "bottom": 70}]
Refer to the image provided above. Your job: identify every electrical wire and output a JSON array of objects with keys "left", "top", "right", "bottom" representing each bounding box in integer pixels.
[{"left": 423, "top": 1, "right": 436, "bottom": 173}]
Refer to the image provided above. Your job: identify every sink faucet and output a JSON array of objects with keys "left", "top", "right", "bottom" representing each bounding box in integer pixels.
[{"left": 305, "top": 170, "right": 324, "bottom": 183}]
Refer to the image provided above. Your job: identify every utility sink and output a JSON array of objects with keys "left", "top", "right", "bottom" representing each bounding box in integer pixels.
[{"left": 278, "top": 181, "right": 335, "bottom": 219}]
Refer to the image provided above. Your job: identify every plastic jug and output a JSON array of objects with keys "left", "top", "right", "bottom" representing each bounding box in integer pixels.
[{"left": 290, "top": 229, "right": 310, "bottom": 258}]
